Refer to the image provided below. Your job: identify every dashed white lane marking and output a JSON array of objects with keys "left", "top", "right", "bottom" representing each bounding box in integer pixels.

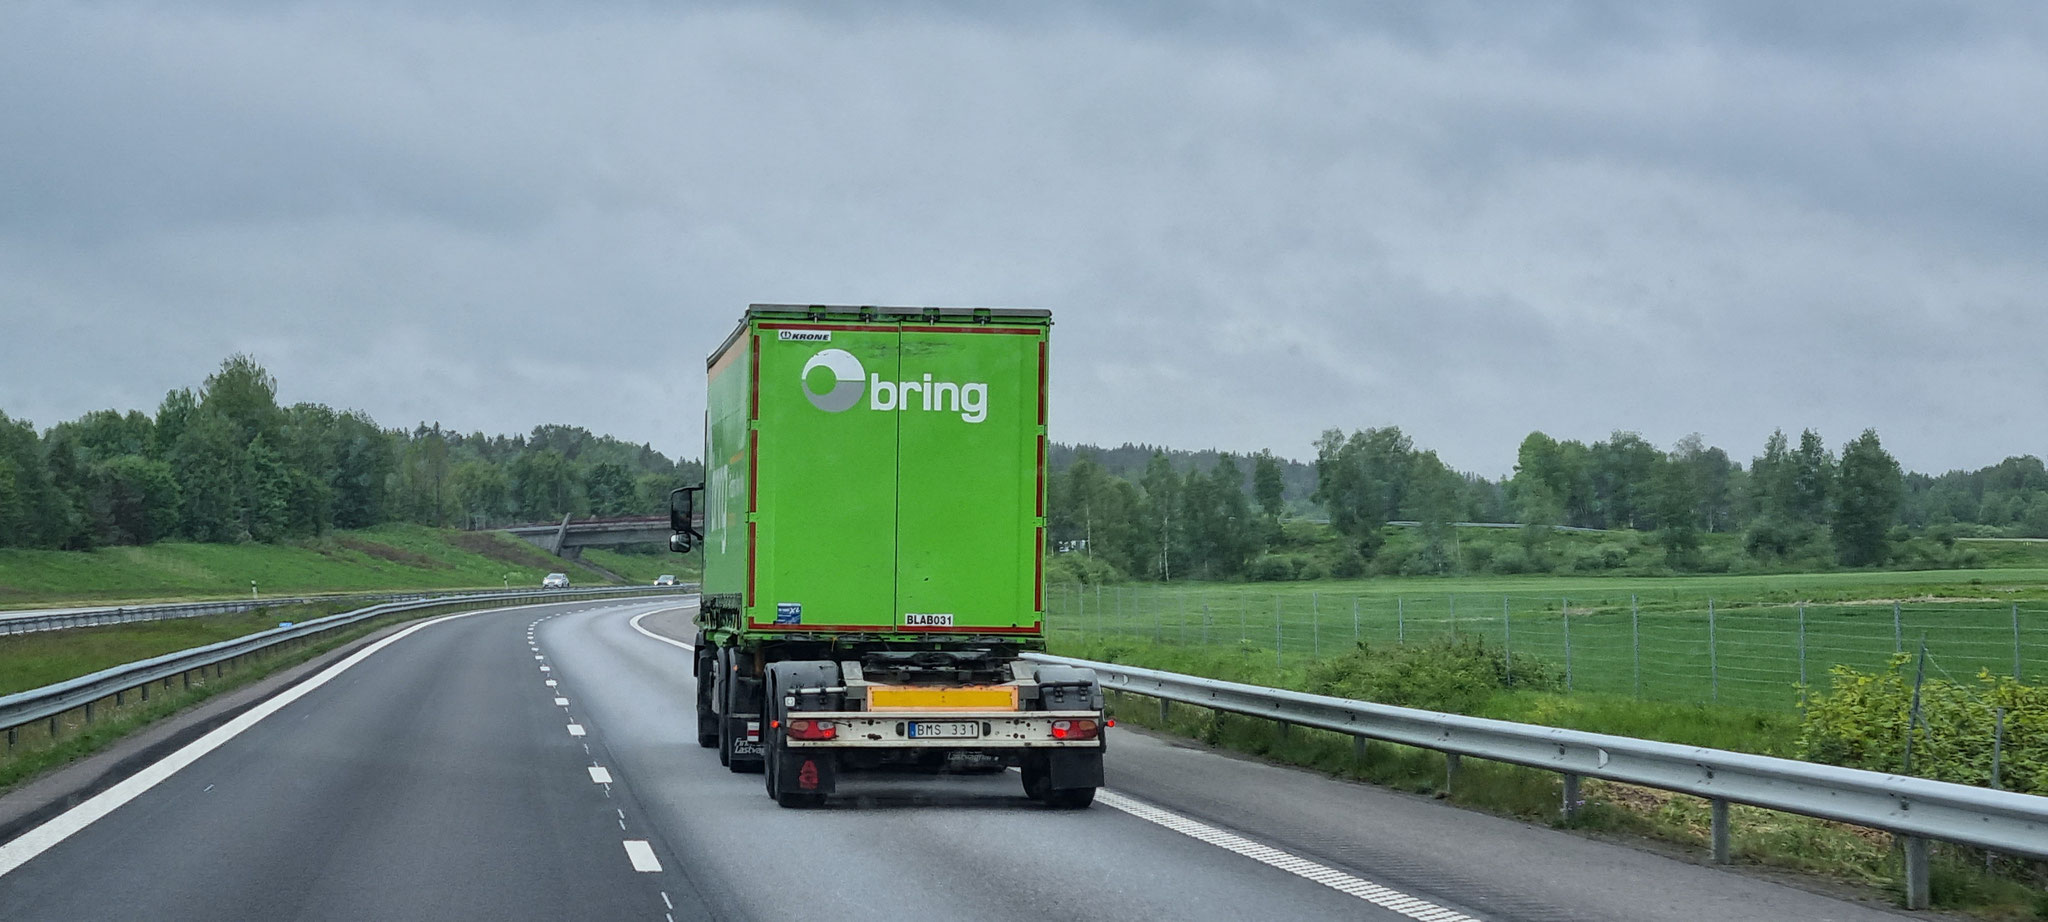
[
  {"left": 0, "top": 604, "right": 531, "bottom": 879},
  {"left": 554, "top": 697, "right": 570, "bottom": 707},
  {"left": 534, "top": 654, "right": 545, "bottom": 660},
  {"left": 567, "top": 724, "right": 586, "bottom": 737},
  {"left": 623, "top": 839, "right": 662, "bottom": 871},
  {"left": 540, "top": 665, "right": 551, "bottom": 672},
  {"left": 589, "top": 766, "right": 613, "bottom": 784},
  {"left": 546, "top": 679, "right": 558, "bottom": 687},
  {"left": 661, "top": 891, "right": 673, "bottom": 910},
  {"left": 1096, "top": 790, "right": 1479, "bottom": 922}
]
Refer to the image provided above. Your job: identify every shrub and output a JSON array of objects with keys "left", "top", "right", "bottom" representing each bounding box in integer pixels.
[
  {"left": 1044, "top": 553, "right": 1123, "bottom": 586},
  {"left": 1489, "top": 546, "right": 1534, "bottom": 575},
  {"left": 1303, "top": 636, "right": 1563, "bottom": 714},
  {"left": 1798, "top": 656, "right": 2048, "bottom": 795},
  {"left": 1329, "top": 549, "right": 1367, "bottom": 579},
  {"left": 1249, "top": 554, "right": 1297, "bottom": 582}
]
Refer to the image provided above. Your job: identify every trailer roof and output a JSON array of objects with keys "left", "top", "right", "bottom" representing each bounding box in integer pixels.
[{"left": 709, "top": 304, "right": 1050, "bottom": 367}]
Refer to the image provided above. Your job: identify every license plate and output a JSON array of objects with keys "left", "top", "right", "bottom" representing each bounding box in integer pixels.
[{"left": 908, "top": 721, "right": 980, "bottom": 739}]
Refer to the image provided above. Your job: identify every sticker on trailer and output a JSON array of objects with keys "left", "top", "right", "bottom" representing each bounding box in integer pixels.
[
  {"left": 903, "top": 613, "right": 954, "bottom": 628},
  {"left": 777, "top": 330, "right": 831, "bottom": 342},
  {"left": 775, "top": 602, "right": 802, "bottom": 625}
]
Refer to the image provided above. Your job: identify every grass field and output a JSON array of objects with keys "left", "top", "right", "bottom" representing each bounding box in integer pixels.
[
  {"left": 1045, "top": 568, "right": 2048, "bottom": 711},
  {"left": 0, "top": 524, "right": 691, "bottom": 608},
  {"left": 0, "top": 600, "right": 359, "bottom": 696}
]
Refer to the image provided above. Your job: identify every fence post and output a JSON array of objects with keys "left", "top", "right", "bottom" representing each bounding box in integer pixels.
[
  {"left": 1563, "top": 598, "right": 1573, "bottom": 692},
  {"left": 2016, "top": 603, "right": 2024, "bottom": 681},
  {"left": 1312, "top": 592, "right": 1320, "bottom": 657},
  {"left": 1239, "top": 594, "right": 1247, "bottom": 644},
  {"left": 1503, "top": 597, "right": 1512, "bottom": 687},
  {"left": 1905, "top": 638, "right": 1927, "bottom": 773},
  {"left": 1449, "top": 595, "right": 1457, "bottom": 637},
  {"left": 1275, "top": 596, "right": 1284, "bottom": 667},
  {"left": 1709, "top": 599, "right": 1719, "bottom": 704},
  {"left": 1203, "top": 603, "right": 1211, "bottom": 645},
  {"left": 1990, "top": 704, "right": 2007, "bottom": 790},
  {"left": 1631, "top": 595, "right": 1641, "bottom": 699},
  {"left": 1798, "top": 603, "right": 1808, "bottom": 701},
  {"left": 1893, "top": 602, "right": 1903, "bottom": 655},
  {"left": 1116, "top": 586, "right": 1123, "bottom": 639},
  {"left": 1397, "top": 597, "right": 1405, "bottom": 645},
  {"left": 1352, "top": 597, "right": 1360, "bottom": 644}
]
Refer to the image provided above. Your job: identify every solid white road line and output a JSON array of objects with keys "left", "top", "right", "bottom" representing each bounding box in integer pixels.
[
  {"left": 1096, "top": 790, "right": 1479, "bottom": 922},
  {"left": 622, "top": 839, "right": 662, "bottom": 872},
  {"left": 588, "top": 766, "right": 613, "bottom": 784},
  {"left": 627, "top": 608, "right": 697, "bottom": 651},
  {"left": 0, "top": 604, "right": 529, "bottom": 879}
]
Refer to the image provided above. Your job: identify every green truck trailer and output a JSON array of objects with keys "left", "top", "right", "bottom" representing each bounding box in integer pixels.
[{"left": 668, "top": 304, "right": 1106, "bottom": 808}]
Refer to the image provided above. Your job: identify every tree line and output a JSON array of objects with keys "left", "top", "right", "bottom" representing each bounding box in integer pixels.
[
  {"left": 1051, "top": 425, "right": 2046, "bottom": 581},
  {"left": 0, "top": 356, "right": 700, "bottom": 550}
]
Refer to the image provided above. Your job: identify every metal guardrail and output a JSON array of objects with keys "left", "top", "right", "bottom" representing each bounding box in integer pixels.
[
  {"left": 1023, "top": 652, "right": 2048, "bottom": 909},
  {"left": 0, "top": 586, "right": 697, "bottom": 741},
  {"left": 0, "top": 585, "right": 679, "bottom": 636}
]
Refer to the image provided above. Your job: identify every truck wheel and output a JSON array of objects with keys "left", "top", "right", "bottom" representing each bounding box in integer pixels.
[{"left": 695, "top": 651, "right": 719, "bottom": 749}]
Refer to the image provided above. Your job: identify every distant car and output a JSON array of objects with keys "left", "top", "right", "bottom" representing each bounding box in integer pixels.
[
  {"left": 654, "top": 574, "right": 677, "bottom": 587},
  {"left": 542, "top": 573, "right": 570, "bottom": 589}
]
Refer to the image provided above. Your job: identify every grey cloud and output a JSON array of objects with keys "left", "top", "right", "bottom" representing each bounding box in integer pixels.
[{"left": 2, "top": 0, "right": 2043, "bottom": 479}]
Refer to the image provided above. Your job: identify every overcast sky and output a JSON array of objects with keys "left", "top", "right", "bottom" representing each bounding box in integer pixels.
[{"left": 3, "top": 1, "right": 2043, "bottom": 478}]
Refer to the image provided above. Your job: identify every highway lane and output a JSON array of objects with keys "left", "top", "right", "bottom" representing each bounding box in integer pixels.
[
  {"left": 0, "top": 596, "right": 1918, "bottom": 921},
  {"left": 0, "top": 599, "right": 709, "bottom": 921}
]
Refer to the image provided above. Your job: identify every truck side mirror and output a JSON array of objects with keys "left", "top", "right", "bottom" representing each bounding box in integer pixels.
[{"left": 669, "top": 486, "right": 704, "bottom": 554}]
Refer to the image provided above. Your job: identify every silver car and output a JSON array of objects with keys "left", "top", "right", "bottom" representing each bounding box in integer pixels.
[{"left": 542, "top": 572, "right": 570, "bottom": 589}]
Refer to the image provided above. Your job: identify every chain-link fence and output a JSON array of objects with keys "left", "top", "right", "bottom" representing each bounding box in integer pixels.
[{"left": 1044, "top": 583, "right": 2046, "bottom": 711}]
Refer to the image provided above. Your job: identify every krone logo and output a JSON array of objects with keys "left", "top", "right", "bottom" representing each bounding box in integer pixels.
[{"left": 800, "top": 348, "right": 866, "bottom": 413}]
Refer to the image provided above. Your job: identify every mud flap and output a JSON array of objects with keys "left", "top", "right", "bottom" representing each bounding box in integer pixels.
[
  {"left": 775, "top": 748, "right": 837, "bottom": 795},
  {"left": 1045, "top": 750, "right": 1104, "bottom": 790}
]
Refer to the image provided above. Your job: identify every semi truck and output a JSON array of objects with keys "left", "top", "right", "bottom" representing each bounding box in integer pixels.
[{"left": 668, "top": 304, "right": 1107, "bottom": 808}]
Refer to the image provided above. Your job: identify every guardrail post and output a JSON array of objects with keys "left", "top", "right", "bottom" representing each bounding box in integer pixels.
[
  {"left": 1711, "top": 798, "right": 1731, "bottom": 864},
  {"left": 1444, "top": 753, "right": 1461, "bottom": 796},
  {"left": 1901, "top": 835, "right": 1930, "bottom": 910},
  {"left": 6, "top": 726, "right": 15, "bottom": 751},
  {"left": 1159, "top": 699, "right": 1170, "bottom": 723},
  {"left": 1353, "top": 735, "right": 1368, "bottom": 763},
  {"left": 84, "top": 700, "right": 94, "bottom": 724},
  {"left": 1561, "top": 772, "right": 1581, "bottom": 820}
]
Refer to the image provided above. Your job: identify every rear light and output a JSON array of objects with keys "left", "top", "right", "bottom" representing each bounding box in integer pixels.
[
  {"left": 1049, "top": 719, "right": 1100, "bottom": 741},
  {"left": 786, "top": 719, "right": 837, "bottom": 741}
]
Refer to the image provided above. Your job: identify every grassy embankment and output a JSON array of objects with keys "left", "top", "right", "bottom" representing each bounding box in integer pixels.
[{"left": 0, "top": 523, "right": 695, "bottom": 610}]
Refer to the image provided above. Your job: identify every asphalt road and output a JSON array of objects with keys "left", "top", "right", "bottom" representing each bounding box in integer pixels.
[{"left": 0, "top": 597, "right": 1918, "bottom": 921}]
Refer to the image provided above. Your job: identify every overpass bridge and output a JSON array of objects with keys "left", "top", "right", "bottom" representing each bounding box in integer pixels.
[{"left": 503, "top": 514, "right": 695, "bottom": 559}]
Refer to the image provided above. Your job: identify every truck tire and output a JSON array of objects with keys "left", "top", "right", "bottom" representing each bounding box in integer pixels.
[{"left": 695, "top": 649, "right": 719, "bottom": 749}]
